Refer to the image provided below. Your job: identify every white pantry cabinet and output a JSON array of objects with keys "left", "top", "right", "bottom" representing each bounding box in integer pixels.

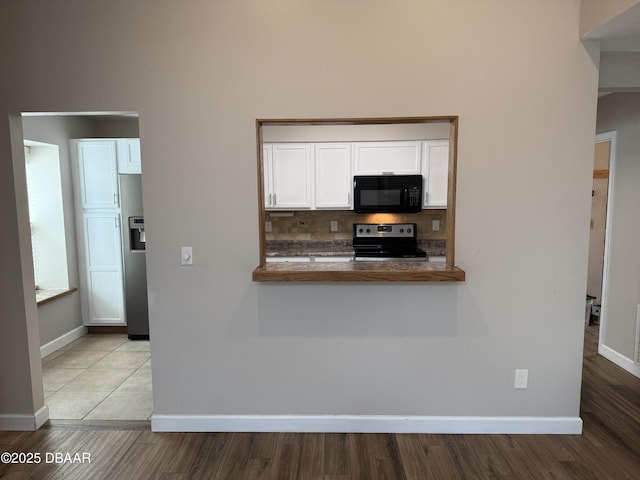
[
  {"left": 75, "top": 140, "right": 120, "bottom": 209},
  {"left": 353, "top": 141, "right": 422, "bottom": 175},
  {"left": 81, "top": 212, "right": 125, "bottom": 324},
  {"left": 264, "top": 143, "right": 313, "bottom": 210},
  {"left": 71, "top": 138, "right": 138, "bottom": 326},
  {"left": 422, "top": 140, "right": 449, "bottom": 208},
  {"left": 314, "top": 143, "right": 352, "bottom": 209},
  {"left": 116, "top": 138, "right": 142, "bottom": 174}
]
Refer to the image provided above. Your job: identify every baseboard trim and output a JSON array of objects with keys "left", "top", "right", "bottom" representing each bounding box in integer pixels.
[
  {"left": 151, "top": 414, "right": 582, "bottom": 435},
  {"left": 0, "top": 405, "right": 49, "bottom": 431},
  {"left": 40, "top": 325, "right": 87, "bottom": 358},
  {"left": 599, "top": 344, "right": 640, "bottom": 378}
]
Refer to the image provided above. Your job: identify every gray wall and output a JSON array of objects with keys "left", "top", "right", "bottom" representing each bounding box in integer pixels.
[
  {"left": 0, "top": 116, "right": 43, "bottom": 417},
  {"left": 596, "top": 93, "right": 640, "bottom": 360},
  {"left": 0, "top": 0, "right": 599, "bottom": 424}
]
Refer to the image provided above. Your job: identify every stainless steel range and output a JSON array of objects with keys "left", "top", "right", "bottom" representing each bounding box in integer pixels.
[{"left": 353, "top": 223, "right": 427, "bottom": 262}]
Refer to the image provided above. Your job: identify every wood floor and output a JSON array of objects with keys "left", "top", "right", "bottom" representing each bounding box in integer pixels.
[{"left": 1, "top": 325, "right": 639, "bottom": 479}]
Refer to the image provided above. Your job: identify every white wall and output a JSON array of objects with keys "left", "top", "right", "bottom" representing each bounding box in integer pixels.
[
  {"left": 262, "top": 123, "right": 450, "bottom": 142},
  {"left": 596, "top": 93, "right": 640, "bottom": 361},
  {"left": 0, "top": 0, "right": 599, "bottom": 429}
]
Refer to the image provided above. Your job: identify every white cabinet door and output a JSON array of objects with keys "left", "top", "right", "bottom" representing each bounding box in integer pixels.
[
  {"left": 263, "top": 144, "right": 274, "bottom": 207},
  {"left": 422, "top": 140, "right": 449, "bottom": 208},
  {"left": 76, "top": 140, "right": 120, "bottom": 209},
  {"left": 354, "top": 141, "right": 422, "bottom": 175},
  {"left": 117, "top": 138, "right": 142, "bottom": 174},
  {"left": 269, "top": 143, "right": 312, "bottom": 209},
  {"left": 314, "top": 143, "right": 352, "bottom": 209},
  {"left": 82, "top": 212, "right": 125, "bottom": 325}
]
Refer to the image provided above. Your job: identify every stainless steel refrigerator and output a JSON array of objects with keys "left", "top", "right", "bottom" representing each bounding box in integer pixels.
[{"left": 119, "top": 174, "right": 149, "bottom": 339}]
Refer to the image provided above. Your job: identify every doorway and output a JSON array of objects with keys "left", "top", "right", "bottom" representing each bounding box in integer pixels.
[
  {"left": 587, "top": 132, "right": 616, "bottom": 352},
  {"left": 19, "top": 112, "right": 152, "bottom": 421}
]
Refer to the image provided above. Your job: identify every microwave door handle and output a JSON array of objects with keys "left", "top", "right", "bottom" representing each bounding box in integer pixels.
[{"left": 403, "top": 186, "right": 408, "bottom": 205}]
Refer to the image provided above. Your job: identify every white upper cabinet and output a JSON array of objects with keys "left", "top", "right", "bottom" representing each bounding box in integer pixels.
[
  {"left": 422, "top": 140, "right": 449, "bottom": 208},
  {"left": 266, "top": 143, "right": 313, "bottom": 210},
  {"left": 75, "top": 140, "right": 120, "bottom": 209},
  {"left": 117, "top": 138, "right": 142, "bottom": 174},
  {"left": 314, "top": 143, "right": 352, "bottom": 209},
  {"left": 354, "top": 141, "right": 422, "bottom": 175},
  {"left": 261, "top": 140, "right": 450, "bottom": 211}
]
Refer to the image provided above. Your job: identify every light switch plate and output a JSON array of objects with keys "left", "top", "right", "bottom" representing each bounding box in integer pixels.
[
  {"left": 330, "top": 220, "right": 338, "bottom": 232},
  {"left": 181, "top": 246, "right": 193, "bottom": 266},
  {"left": 432, "top": 220, "right": 440, "bottom": 231},
  {"left": 265, "top": 221, "right": 272, "bottom": 233}
]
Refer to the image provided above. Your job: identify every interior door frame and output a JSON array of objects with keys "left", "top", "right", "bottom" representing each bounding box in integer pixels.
[{"left": 594, "top": 131, "right": 616, "bottom": 355}]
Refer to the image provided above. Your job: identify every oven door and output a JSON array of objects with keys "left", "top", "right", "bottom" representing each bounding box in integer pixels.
[{"left": 353, "top": 175, "right": 422, "bottom": 213}]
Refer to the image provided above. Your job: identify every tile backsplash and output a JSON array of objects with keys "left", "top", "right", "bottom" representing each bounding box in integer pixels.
[{"left": 265, "top": 210, "right": 446, "bottom": 241}]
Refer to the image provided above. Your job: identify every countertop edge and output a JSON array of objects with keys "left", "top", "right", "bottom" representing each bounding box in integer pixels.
[{"left": 252, "top": 264, "right": 466, "bottom": 282}]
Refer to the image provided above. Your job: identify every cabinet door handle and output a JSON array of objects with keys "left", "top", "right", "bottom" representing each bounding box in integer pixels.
[
  {"left": 273, "top": 193, "right": 277, "bottom": 206},
  {"left": 113, "top": 193, "right": 119, "bottom": 205}
]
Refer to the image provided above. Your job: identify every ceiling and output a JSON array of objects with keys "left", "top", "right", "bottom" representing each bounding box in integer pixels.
[
  {"left": 583, "top": 2, "right": 640, "bottom": 51},
  {"left": 581, "top": 3, "right": 640, "bottom": 94}
]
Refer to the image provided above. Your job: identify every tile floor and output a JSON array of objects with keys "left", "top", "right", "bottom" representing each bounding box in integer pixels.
[{"left": 42, "top": 334, "right": 152, "bottom": 420}]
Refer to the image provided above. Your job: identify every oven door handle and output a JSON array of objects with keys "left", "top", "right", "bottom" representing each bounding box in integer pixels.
[{"left": 353, "top": 244, "right": 384, "bottom": 251}]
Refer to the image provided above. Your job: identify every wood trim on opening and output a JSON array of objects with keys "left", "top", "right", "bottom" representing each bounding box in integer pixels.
[
  {"left": 256, "top": 119, "right": 266, "bottom": 265},
  {"left": 255, "top": 116, "right": 462, "bottom": 281},
  {"left": 446, "top": 117, "right": 458, "bottom": 268},
  {"left": 594, "top": 169, "right": 609, "bottom": 179}
]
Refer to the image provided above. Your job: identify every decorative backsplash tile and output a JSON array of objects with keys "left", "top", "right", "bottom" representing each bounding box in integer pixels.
[{"left": 265, "top": 210, "right": 446, "bottom": 241}]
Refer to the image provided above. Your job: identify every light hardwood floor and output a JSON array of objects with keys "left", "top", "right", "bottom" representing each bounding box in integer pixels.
[{"left": 1, "top": 325, "right": 639, "bottom": 479}]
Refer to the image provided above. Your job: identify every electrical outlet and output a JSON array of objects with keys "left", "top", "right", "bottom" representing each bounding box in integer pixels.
[
  {"left": 515, "top": 369, "right": 528, "bottom": 389},
  {"left": 432, "top": 219, "right": 440, "bottom": 231},
  {"left": 330, "top": 220, "right": 338, "bottom": 232},
  {"left": 265, "top": 221, "right": 272, "bottom": 233}
]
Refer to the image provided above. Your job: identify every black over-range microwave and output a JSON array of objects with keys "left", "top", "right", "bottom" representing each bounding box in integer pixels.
[{"left": 353, "top": 174, "right": 422, "bottom": 213}]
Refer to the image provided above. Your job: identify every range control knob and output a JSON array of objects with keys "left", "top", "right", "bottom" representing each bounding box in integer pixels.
[
  {"left": 407, "top": 228, "right": 412, "bottom": 234},
  {"left": 400, "top": 228, "right": 404, "bottom": 233},
  {"left": 358, "top": 228, "right": 363, "bottom": 233},
  {"left": 366, "top": 228, "right": 371, "bottom": 233}
]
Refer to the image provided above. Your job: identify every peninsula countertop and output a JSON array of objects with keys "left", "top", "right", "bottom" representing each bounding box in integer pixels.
[{"left": 253, "top": 260, "right": 464, "bottom": 282}]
